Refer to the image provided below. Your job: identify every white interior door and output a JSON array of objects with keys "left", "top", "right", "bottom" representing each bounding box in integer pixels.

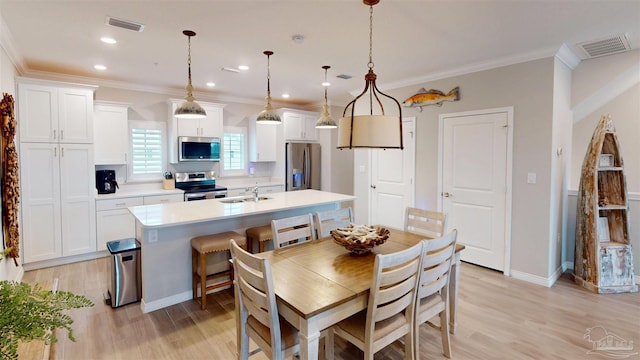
[
  {"left": 439, "top": 108, "right": 512, "bottom": 272},
  {"left": 370, "top": 118, "right": 416, "bottom": 229}
]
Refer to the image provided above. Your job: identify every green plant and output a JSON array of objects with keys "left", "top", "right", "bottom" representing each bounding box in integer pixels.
[{"left": 0, "top": 250, "right": 94, "bottom": 359}]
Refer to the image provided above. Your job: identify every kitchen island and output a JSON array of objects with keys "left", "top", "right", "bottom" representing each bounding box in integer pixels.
[{"left": 128, "top": 189, "right": 355, "bottom": 313}]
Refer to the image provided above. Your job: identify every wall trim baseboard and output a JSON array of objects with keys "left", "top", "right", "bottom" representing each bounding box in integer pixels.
[
  {"left": 511, "top": 267, "right": 563, "bottom": 288},
  {"left": 22, "top": 251, "right": 108, "bottom": 272},
  {"left": 141, "top": 291, "right": 192, "bottom": 314}
]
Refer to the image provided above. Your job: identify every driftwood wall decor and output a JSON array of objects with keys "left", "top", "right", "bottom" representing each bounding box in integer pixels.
[{"left": 1, "top": 92, "right": 20, "bottom": 265}]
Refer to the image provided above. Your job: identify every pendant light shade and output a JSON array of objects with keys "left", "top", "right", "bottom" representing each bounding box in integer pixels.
[
  {"left": 336, "top": 0, "right": 403, "bottom": 150},
  {"left": 175, "top": 30, "right": 206, "bottom": 119},
  {"left": 256, "top": 50, "right": 281, "bottom": 124},
  {"left": 316, "top": 65, "right": 337, "bottom": 129}
]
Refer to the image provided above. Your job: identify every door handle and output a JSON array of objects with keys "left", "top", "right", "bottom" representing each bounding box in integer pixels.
[
  {"left": 371, "top": 185, "right": 377, "bottom": 189},
  {"left": 442, "top": 192, "right": 452, "bottom": 197}
]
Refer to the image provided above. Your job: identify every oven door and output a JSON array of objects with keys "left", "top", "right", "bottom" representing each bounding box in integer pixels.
[{"left": 184, "top": 191, "right": 227, "bottom": 201}]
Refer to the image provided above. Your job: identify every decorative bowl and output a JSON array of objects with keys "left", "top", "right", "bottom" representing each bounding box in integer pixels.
[{"left": 331, "top": 225, "right": 390, "bottom": 255}]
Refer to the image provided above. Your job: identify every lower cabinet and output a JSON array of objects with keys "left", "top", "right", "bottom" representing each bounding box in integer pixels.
[
  {"left": 20, "top": 143, "right": 96, "bottom": 263},
  {"left": 96, "top": 197, "right": 143, "bottom": 251},
  {"left": 96, "top": 193, "right": 182, "bottom": 251}
]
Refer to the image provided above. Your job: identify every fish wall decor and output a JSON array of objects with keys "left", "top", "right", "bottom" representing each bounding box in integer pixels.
[{"left": 402, "top": 86, "right": 460, "bottom": 112}]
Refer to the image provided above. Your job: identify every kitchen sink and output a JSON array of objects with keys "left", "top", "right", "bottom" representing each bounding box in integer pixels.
[{"left": 219, "top": 196, "right": 271, "bottom": 204}]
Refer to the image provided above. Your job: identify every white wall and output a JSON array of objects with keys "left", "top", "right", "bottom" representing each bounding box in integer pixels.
[{"left": 369, "top": 58, "right": 557, "bottom": 280}]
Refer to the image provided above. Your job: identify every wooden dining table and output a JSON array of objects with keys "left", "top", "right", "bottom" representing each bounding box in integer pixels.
[{"left": 256, "top": 227, "right": 465, "bottom": 360}]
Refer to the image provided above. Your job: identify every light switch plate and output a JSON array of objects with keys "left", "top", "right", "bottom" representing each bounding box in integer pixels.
[
  {"left": 527, "top": 172, "right": 537, "bottom": 184},
  {"left": 148, "top": 229, "right": 158, "bottom": 243}
]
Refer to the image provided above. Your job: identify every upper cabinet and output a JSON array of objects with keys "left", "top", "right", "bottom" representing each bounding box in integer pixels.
[
  {"left": 94, "top": 101, "right": 130, "bottom": 165},
  {"left": 248, "top": 116, "right": 277, "bottom": 162},
  {"left": 18, "top": 78, "right": 96, "bottom": 144},
  {"left": 167, "top": 99, "right": 225, "bottom": 163},
  {"left": 281, "top": 109, "right": 318, "bottom": 142}
]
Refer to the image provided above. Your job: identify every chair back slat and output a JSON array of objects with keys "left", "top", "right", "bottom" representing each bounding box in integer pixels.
[
  {"left": 271, "top": 214, "right": 316, "bottom": 248},
  {"left": 405, "top": 207, "right": 447, "bottom": 239},
  {"left": 417, "top": 230, "right": 457, "bottom": 306},
  {"left": 364, "top": 241, "right": 423, "bottom": 345},
  {"left": 315, "top": 207, "right": 354, "bottom": 238},
  {"left": 230, "top": 239, "right": 284, "bottom": 357}
]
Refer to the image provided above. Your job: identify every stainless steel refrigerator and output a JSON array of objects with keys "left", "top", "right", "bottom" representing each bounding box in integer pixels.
[{"left": 286, "top": 142, "right": 321, "bottom": 191}]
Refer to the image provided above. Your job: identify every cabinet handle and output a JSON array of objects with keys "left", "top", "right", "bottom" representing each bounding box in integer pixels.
[
  {"left": 60, "top": 129, "right": 64, "bottom": 140},
  {"left": 53, "top": 129, "right": 57, "bottom": 140},
  {"left": 160, "top": 199, "right": 169, "bottom": 202},
  {"left": 115, "top": 203, "right": 126, "bottom": 207},
  {"left": 54, "top": 147, "right": 57, "bottom": 157},
  {"left": 124, "top": 153, "right": 127, "bottom": 162},
  {"left": 61, "top": 147, "right": 64, "bottom": 157}
]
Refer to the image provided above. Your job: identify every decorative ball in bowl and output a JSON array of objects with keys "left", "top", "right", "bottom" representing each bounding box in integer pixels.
[{"left": 331, "top": 224, "right": 390, "bottom": 255}]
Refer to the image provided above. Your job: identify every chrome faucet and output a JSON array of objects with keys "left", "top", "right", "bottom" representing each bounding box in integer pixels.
[{"left": 246, "top": 183, "right": 259, "bottom": 201}]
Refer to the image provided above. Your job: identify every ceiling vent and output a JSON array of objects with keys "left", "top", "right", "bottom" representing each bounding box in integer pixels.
[
  {"left": 106, "top": 16, "right": 144, "bottom": 32},
  {"left": 577, "top": 33, "right": 630, "bottom": 59}
]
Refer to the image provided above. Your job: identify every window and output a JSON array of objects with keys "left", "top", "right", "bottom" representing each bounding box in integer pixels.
[
  {"left": 128, "top": 120, "right": 167, "bottom": 181},
  {"left": 222, "top": 126, "right": 247, "bottom": 176}
]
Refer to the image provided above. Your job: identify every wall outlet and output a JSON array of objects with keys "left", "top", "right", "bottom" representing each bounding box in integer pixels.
[{"left": 148, "top": 229, "right": 158, "bottom": 243}]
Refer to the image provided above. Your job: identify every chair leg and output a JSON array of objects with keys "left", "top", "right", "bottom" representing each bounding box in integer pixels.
[
  {"left": 404, "top": 331, "right": 415, "bottom": 360},
  {"left": 191, "top": 248, "right": 197, "bottom": 300},
  {"left": 259, "top": 240, "right": 265, "bottom": 253},
  {"left": 440, "top": 310, "right": 452, "bottom": 358},
  {"left": 324, "top": 328, "right": 335, "bottom": 360},
  {"left": 200, "top": 252, "right": 207, "bottom": 310}
]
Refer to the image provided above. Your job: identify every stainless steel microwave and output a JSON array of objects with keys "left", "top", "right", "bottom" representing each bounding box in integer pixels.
[{"left": 178, "top": 136, "right": 221, "bottom": 162}]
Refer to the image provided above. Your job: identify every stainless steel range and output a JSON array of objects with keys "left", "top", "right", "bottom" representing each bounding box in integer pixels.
[{"left": 174, "top": 171, "right": 227, "bottom": 201}]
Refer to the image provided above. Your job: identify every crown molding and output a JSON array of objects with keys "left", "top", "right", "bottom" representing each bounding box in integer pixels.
[
  {"left": 555, "top": 43, "right": 582, "bottom": 70},
  {"left": 0, "top": 15, "right": 26, "bottom": 76},
  {"left": 362, "top": 45, "right": 563, "bottom": 96}
]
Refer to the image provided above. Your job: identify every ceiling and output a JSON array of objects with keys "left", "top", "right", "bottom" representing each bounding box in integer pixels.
[{"left": 1, "top": 1, "right": 639, "bottom": 107}]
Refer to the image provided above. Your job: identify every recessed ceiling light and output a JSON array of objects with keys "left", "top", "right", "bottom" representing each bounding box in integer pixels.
[
  {"left": 282, "top": 93, "right": 290, "bottom": 98},
  {"left": 238, "top": 65, "right": 249, "bottom": 71},
  {"left": 100, "top": 37, "right": 117, "bottom": 44},
  {"left": 94, "top": 64, "right": 107, "bottom": 71},
  {"left": 206, "top": 82, "right": 216, "bottom": 87}
]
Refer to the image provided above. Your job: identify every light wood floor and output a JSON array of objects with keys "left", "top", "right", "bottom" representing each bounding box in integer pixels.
[{"left": 22, "top": 258, "right": 640, "bottom": 359}]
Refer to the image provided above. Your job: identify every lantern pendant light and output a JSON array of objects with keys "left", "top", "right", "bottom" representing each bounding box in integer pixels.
[
  {"left": 256, "top": 50, "right": 282, "bottom": 124},
  {"left": 336, "top": 0, "right": 403, "bottom": 149},
  {"left": 175, "top": 30, "right": 207, "bottom": 119},
  {"left": 315, "top": 65, "right": 337, "bottom": 129}
]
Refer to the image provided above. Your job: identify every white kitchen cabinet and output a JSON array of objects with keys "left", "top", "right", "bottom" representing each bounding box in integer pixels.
[
  {"left": 18, "top": 79, "right": 96, "bottom": 144},
  {"left": 167, "top": 99, "right": 225, "bottom": 163},
  {"left": 248, "top": 116, "right": 277, "bottom": 162},
  {"left": 96, "top": 197, "right": 143, "bottom": 251},
  {"left": 282, "top": 109, "right": 318, "bottom": 142},
  {"left": 143, "top": 193, "right": 184, "bottom": 205},
  {"left": 94, "top": 101, "right": 130, "bottom": 164},
  {"left": 20, "top": 142, "right": 97, "bottom": 262}
]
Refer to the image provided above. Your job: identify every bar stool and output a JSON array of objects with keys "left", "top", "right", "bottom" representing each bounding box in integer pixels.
[
  {"left": 245, "top": 224, "right": 273, "bottom": 253},
  {"left": 191, "top": 231, "right": 246, "bottom": 310}
]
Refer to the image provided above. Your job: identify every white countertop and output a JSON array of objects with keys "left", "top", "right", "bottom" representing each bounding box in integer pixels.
[{"left": 128, "top": 190, "right": 355, "bottom": 229}]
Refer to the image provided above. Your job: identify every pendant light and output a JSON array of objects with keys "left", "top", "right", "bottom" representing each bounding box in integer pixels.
[
  {"left": 175, "top": 30, "right": 207, "bottom": 119},
  {"left": 256, "top": 50, "right": 281, "bottom": 124},
  {"left": 336, "top": 0, "right": 403, "bottom": 149},
  {"left": 315, "top": 65, "right": 337, "bottom": 129}
]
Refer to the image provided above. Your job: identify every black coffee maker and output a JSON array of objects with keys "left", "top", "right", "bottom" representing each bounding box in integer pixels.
[{"left": 96, "top": 170, "right": 119, "bottom": 194}]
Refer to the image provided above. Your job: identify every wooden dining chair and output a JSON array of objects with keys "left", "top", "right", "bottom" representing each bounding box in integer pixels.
[
  {"left": 404, "top": 207, "right": 447, "bottom": 239},
  {"left": 271, "top": 213, "right": 316, "bottom": 249},
  {"left": 327, "top": 241, "right": 424, "bottom": 360},
  {"left": 314, "top": 207, "right": 354, "bottom": 238},
  {"left": 229, "top": 239, "right": 300, "bottom": 360},
  {"left": 414, "top": 230, "right": 458, "bottom": 359}
]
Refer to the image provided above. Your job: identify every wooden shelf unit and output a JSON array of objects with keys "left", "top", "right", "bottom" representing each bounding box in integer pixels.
[{"left": 573, "top": 115, "right": 637, "bottom": 293}]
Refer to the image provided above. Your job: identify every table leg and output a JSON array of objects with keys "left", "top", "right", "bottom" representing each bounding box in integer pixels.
[
  {"left": 449, "top": 252, "right": 461, "bottom": 334},
  {"left": 299, "top": 329, "right": 321, "bottom": 360}
]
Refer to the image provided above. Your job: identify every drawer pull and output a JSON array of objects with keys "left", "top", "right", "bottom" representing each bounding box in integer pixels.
[{"left": 115, "top": 203, "right": 126, "bottom": 206}]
